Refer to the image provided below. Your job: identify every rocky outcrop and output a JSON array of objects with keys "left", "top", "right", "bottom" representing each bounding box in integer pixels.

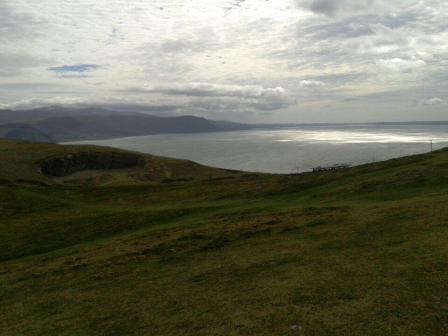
[{"left": 38, "top": 151, "right": 144, "bottom": 177}]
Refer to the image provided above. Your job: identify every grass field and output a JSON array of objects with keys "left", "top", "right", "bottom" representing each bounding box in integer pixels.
[{"left": 1, "top": 139, "right": 448, "bottom": 335}]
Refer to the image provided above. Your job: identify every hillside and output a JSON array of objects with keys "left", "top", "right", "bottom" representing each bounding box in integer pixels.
[
  {"left": 0, "top": 123, "right": 54, "bottom": 143},
  {"left": 0, "top": 107, "right": 251, "bottom": 142},
  {"left": 1, "top": 139, "right": 448, "bottom": 335}
]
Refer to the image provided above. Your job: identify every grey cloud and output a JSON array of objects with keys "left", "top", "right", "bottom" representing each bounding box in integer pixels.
[
  {"left": 309, "top": 0, "right": 342, "bottom": 17},
  {"left": 0, "top": 4, "right": 49, "bottom": 76},
  {"left": 185, "top": 96, "right": 290, "bottom": 113},
  {"left": 0, "top": 3, "right": 44, "bottom": 41},
  {"left": 0, "top": 51, "right": 49, "bottom": 76},
  {"left": 298, "top": 0, "right": 375, "bottom": 17},
  {"left": 0, "top": 82, "right": 60, "bottom": 92},
  {"left": 343, "top": 97, "right": 359, "bottom": 102},
  {"left": 304, "top": 13, "right": 416, "bottom": 40},
  {"left": 0, "top": 96, "right": 180, "bottom": 113}
]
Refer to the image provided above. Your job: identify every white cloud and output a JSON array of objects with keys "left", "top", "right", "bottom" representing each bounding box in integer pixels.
[
  {"left": 130, "top": 83, "right": 286, "bottom": 98},
  {"left": 122, "top": 82, "right": 290, "bottom": 113},
  {"left": 422, "top": 97, "right": 445, "bottom": 106},
  {"left": 376, "top": 58, "right": 426, "bottom": 72},
  {"left": 0, "top": 0, "right": 447, "bottom": 122},
  {"left": 299, "top": 80, "right": 326, "bottom": 88},
  {"left": 0, "top": 97, "right": 91, "bottom": 110}
]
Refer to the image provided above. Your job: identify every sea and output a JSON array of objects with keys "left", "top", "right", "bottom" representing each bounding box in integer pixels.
[{"left": 67, "top": 124, "right": 448, "bottom": 174}]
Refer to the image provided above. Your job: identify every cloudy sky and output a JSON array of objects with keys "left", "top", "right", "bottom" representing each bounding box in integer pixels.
[{"left": 1, "top": 0, "right": 447, "bottom": 122}]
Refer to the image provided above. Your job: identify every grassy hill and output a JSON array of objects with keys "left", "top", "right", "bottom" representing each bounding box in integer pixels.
[{"left": 1, "top": 139, "right": 448, "bottom": 335}]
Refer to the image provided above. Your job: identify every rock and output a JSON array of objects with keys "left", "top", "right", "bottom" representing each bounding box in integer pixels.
[{"left": 38, "top": 151, "right": 144, "bottom": 177}]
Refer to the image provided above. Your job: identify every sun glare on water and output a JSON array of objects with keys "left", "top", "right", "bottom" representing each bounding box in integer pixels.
[{"left": 269, "top": 130, "right": 448, "bottom": 144}]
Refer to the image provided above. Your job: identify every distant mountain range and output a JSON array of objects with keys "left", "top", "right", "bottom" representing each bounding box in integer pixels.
[
  {"left": 0, "top": 107, "right": 252, "bottom": 143},
  {"left": 1, "top": 106, "right": 447, "bottom": 143}
]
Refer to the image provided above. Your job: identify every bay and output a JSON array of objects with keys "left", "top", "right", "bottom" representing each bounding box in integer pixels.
[{"left": 67, "top": 124, "right": 448, "bottom": 174}]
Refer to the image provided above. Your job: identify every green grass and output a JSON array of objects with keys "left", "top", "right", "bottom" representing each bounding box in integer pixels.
[{"left": 1, "top": 139, "right": 448, "bottom": 335}]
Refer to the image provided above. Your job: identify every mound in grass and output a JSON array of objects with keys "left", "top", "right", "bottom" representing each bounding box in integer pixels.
[
  {"left": 1, "top": 138, "right": 448, "bottom": 336},
  {"left": 0, "top": 139, "right": 235, "bottom": 185}
]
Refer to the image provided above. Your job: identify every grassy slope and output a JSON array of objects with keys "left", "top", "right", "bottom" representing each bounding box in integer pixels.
[{"left": 1, "top": 139, "right": 448, "bottom": 335}]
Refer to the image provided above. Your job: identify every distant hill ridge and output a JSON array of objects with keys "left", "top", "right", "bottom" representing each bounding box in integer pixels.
[
  {"left": 0, "top": 106, "right": 251, "bottom": 142},
  {"left": 2, "top": 106, "right": 447, "bottom": 143}
]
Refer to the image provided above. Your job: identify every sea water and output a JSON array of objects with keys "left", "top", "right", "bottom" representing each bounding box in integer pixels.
[{"left": 67, "top": 124, "right": 448, "bottom": 174}]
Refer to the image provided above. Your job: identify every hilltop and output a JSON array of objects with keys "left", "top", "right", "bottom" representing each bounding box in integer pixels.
[{"left": 1, "top": 139, "right": 448, "bottom": 335}]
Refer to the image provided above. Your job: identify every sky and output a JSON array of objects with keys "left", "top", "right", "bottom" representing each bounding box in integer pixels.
[{"left": 0, "top": 0, "right": 447, "bottom": 123}]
